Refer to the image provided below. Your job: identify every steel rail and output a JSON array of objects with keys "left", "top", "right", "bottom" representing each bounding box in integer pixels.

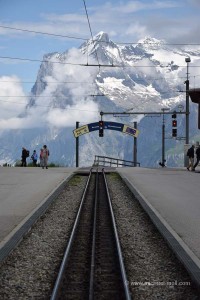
[
  {"left": 50, "top": 168, "right": 93, "bottom": 300},
  {"left": 89, "top": 169, "right": 99, "bottom": 300},
  {"left": 102, "top": 169, "right": 132, "bottom": 300}
]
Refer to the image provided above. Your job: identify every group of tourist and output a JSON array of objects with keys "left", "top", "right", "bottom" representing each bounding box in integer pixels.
[
  {"left": 187, "top": 144, "right": 200, "bottom": 171},
  {"left": 21, "top": 145, "right": 50, "bottom": 169}
]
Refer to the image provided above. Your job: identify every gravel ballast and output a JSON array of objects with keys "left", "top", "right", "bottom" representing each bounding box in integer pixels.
[
  {"left": 0, "top": 175, "right": 87, "bottom": 300},
  {"left": 0, "top": 172, "right": 199, "bottom": 299}
]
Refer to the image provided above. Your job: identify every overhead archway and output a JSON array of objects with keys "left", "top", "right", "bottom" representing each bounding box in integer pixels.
[
  {"left": 73, "top": 121, "right": 139, "bottom": 167},
  {"left": 73, "top": 121, "right": 139, "bottom": 138}
]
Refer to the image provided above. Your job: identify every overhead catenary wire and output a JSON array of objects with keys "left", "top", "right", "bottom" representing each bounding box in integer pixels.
[
  {"left": 0, "top": 98, "right": 99, "bottom": 113},
  {"left": 0, "top": 88, "right": 184, "bottom": 97},
  {"left": 1, "top": 25, "right": 200, "bottom": 46},
  {"left": 0, "top": 55, "right": 116, "bottom": 67},
  {"left": 0, "top": 80, "right": 97, "bottom": 84},
  {"left": 0, "top": 25, "right": 88, "bottom": 41},
  {"left": 1, "top": 74, "right": 200, "bottom": 85},
  {"left": 1, "top": 55, "right": 200, "bottom": 68},
  {"left": 0, "top": 94, "right": 105, "bottom": 98}
]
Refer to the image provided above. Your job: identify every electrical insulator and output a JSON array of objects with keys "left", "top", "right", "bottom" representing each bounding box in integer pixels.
[{"left": 172, "top": 113, "right": 177, "bottom": 119}]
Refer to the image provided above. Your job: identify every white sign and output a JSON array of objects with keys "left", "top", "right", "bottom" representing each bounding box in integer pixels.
[{"left": 73, "top": 125, "right": 89, "bottom": 138}]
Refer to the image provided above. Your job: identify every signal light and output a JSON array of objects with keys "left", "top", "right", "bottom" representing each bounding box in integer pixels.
[
  {"left": 172, "top": 128, "right": 177, "bottom": 137},
  {"left": 172, "top": 113, "right": 177, "bottom": 137},
  {"left": 172, "top": 120, "right": 177, "bottom": 127},
  {"left": 99, "top": 120, "right": 104, "bottom": 137}
]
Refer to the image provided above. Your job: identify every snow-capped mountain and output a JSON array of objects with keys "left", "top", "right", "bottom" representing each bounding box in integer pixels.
[{"left": 1, "top": 31, "right": 200, "bottom": 167}]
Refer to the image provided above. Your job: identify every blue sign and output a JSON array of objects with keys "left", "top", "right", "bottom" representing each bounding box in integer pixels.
[
  {"left": 88, "top": 122, "right": 99, "bottom": 132},
  {"left": 104, "top": 121, "right": 124, "bottom": 132}
]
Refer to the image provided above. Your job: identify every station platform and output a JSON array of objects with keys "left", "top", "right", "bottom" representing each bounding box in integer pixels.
[
  {"left": 116, "top": 166, "right": 200, "bottom": 288},
  {"left": 0, "top": 167, "right": 76, "bottom": 251}
]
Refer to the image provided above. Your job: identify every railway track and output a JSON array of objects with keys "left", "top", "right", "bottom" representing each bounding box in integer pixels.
[{"left": 51, "top": 168, "right": 131, "bottom": 300}]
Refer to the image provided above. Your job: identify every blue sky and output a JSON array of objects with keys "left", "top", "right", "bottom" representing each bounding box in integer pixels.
[{"left": 0, "top": 0, "right": 200, "bottom": 130}]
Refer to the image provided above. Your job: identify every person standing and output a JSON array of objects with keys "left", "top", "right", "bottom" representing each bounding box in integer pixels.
[
  {"left": 41, "top": 145, "right": 49, "bottom": 169},
  {"left": 187, "top": 145, "right": 195, "bottom": 171},
  {"left": 21, "top": 147, "right": 28, "bottom": 167},
  {"left": 31, "top": 150, "right": 38, "bottom": 167},
  {"left": 193, "top": 145, "right": 200, "bottom": 171},
  {"left": 39, "top": 148, "right": 44, "bottom": 167}
]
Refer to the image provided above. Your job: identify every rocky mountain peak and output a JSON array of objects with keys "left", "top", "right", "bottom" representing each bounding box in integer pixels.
[{"left": 94, "top": 31, "right": 110, "bottom": 43}]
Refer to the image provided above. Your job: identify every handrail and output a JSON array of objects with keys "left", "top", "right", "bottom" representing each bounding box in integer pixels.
[{"left": 94, "top": 155, "right": 140, "bottom": 167}]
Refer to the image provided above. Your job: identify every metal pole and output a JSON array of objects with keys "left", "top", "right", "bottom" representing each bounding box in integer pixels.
[
  {"left": 198, "top": 104, "right": 200, "bottom": 129},
  {"left": 185, "top": 63, "right": 190, "bottom": 145},
  {"left": 160, "top": 108, "right": 169, "bottom": 167},
  {"left": 162, "top": 117, "right": 165, "bottom": 166},
  {"left": 184, "top": 57, "right": 190, "bottom": 167},
  {"left": 76, "top": 121, "right": 79, "bottom": 167},
  {"left": 134, "top": 122, "right": 137, "bottom": 166}
]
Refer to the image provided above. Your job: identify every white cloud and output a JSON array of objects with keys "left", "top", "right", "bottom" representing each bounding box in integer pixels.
[
  {"left": 46, "top": 101, "right": 99, "bottom": 127},
  {"left": 110, "top": 0, "right": 180, "bottom": 13},
  {"left": 0, "top": 49, "right": 99, "bottom": 130},
  {"left": 125, "top": 22, "right": 147, "bottom": 39},
  {"left": 178, "top": 58, "right": 200, "bottom": 88},
  {"left": 0, "top": 76, "right": 28, "bottom": 119},
  {"left": 0, "top": 117, "right": 27, "bottom": 129},
  {"left": 42, "top": 49, "right": 100, "bottom": 127}
]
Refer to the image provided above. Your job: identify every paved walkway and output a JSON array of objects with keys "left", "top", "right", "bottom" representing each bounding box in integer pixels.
[
  {"left": 0, "top": 167, "right": 76, "bottom": 248},
  {"left": 117, "top": 167, "right": 200, "bottom": 262}
]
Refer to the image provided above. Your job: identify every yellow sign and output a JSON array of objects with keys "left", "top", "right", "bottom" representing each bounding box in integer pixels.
[
  {"left": 73, "top": 125, "right": 89, "bottom": 138},
  {"left": 122, "top": 125, "right": 139, "bottom": 137}
]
